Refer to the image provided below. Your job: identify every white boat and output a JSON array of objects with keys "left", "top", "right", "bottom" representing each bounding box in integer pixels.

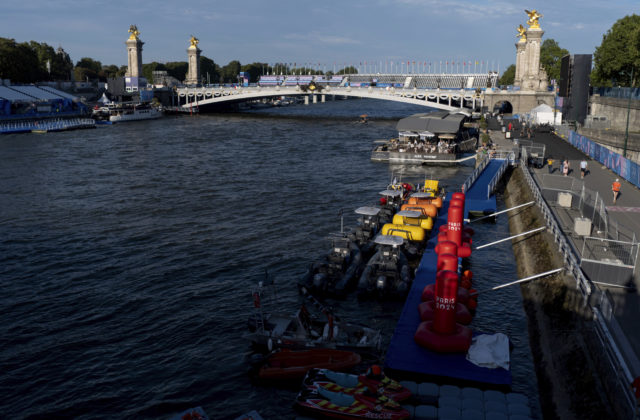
[
  {"left": 108, "top": 104, "right": 162, "bottom": 123},
  {"left": 371, "top": 111, "right": 478, "bottom": 164}
]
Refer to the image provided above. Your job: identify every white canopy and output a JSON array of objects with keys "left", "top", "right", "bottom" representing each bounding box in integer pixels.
[
  {"left": 354, "top": 206, "right": 381, "bottom": 216},
  {"left": 374, "top": 235, "right": 404, "bottom": 246},
  {"left": 530, "top": 103, "right": 561, "bottom": 124}
]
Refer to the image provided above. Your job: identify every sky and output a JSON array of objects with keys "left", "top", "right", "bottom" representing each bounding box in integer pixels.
[{"left": 1, "top": 0, "right": 638, "bottom": 74}]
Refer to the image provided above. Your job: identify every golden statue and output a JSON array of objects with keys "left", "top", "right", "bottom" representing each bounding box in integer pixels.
[
  {"left": 516, "top": 24, "right": 527, "bottom": 42},
  {"left": 525, "top": 9, "right": 542, "bottom": 29},
  {"left": 189, "top": 35, "right": 199, "bottom": 48},
  {"left": 128, "top": 25, "right": 140, "bottom": 40}
]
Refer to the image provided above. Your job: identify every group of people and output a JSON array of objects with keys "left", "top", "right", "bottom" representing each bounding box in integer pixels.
[
  {"left": 545, "top": 157, "right": 622, "bottom": 204},
  {"left": 546, "top": 157, "right": 589, "bottom": 178},
  {"left": 388, "top": 137, "right": 453, "bottom": 154}
]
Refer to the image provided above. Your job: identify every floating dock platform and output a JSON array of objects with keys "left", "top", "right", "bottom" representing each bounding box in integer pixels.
[{"left": 385, "top": 168, "right": 512, "bottom": 389}]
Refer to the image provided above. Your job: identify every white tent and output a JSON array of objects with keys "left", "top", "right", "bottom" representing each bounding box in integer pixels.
[
  {"left": 97, "top": 93, "right": 113, "bottom": 105},
  {"left": 530, "top": 103, "right": 561, "bottom": 125}
]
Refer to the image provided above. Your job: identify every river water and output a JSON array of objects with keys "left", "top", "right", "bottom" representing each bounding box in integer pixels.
[{"left": 0, "top": 99, "right": 539, "bottom": 419}]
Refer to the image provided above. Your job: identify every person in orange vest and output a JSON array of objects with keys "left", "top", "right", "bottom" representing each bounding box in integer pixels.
[{"left": 612, "top": 179, "right": 621, "bottom": 204}]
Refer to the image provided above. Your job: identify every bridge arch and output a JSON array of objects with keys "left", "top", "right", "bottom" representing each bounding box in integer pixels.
[{"left": 173, "top": 85, "right": 484, "bottom": 113}]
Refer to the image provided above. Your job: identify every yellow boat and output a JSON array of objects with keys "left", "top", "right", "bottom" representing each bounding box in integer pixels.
[
  {"left": 392, "top": 210, "right": 433, "bottom": 231},
  {"left": 381, "top": 223, "right": 426, "bottom": 242}
]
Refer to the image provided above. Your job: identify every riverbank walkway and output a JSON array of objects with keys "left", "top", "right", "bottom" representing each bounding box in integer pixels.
[{"left": 488, "top": 118, "right": 640, "bottom": 396}]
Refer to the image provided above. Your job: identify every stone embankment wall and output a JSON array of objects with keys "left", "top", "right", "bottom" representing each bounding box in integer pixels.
[
  {"left": 578, "top": 127, "right": 640, "bottom": 163},
  {"left": 502, "top": 167, "right": 618, "bottom": 419},
  {"left": 587, "top": 96, "right": 640, "bottom": 162},
  {"left": 590, "top": 95, "right": 640, "bottom": 132}
]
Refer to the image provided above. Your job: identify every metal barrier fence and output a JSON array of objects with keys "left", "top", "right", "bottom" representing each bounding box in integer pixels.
[
  {"left": 487, "top": 158, "right": 509, "bottom": 199},
  {"left": 581, "top": 237, "right": 639, "bottom": 268},
  {"left": 519, "top": 157, "right": 637, "bottom": 416},
  {"left": 462, "top": 154, "right": 489, "bottom": 194}
]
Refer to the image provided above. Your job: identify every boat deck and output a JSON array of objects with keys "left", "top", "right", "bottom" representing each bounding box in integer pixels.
[{"left": 384, "top": 191, "right": 512, "bottom": 389}]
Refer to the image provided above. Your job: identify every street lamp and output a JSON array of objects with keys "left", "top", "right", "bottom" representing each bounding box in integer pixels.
[{"left": 623, "top": 66, "right": 634, "bottom": 158}]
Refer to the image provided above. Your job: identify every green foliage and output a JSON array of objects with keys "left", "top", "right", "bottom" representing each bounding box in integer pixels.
[
  {"left": 142, "top": 61, "right": 167, "bottom": 83},
  {"left": 165, "top": 61, "right": 188, "bottom": 81},
  {"left": 0, "top": 38, "right": 42, "bottom": 82},
  {"left": 337, "top": 66, "right": 358, "bottom": 75},
  {"left": 100, "top": 64, "right": 122, "bottom": 80},
  {"left": 74, "top": 57, "right": 102, "bottom": 82},
  {"left": 540, "top": 39, "right": 568, "bottom": 82},
  {"left": 200, "top": 56, "right": 220, "bottom": 84},
  {"left": 221, "top": 60, "right": 241, "bottom": 83},
  {"left": 498, "top": 64, "right": 515, "bottom": 86},
  {"left": 592, "top": 14, "right": 640, "bottom": 87}
]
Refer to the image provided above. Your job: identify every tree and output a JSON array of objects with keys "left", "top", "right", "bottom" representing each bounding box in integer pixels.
[
  {"left": 591, "top": 14, "right": 640, "bottom": 86},
  {"left": 0, "top": 38, "right": 41, "bottom": 82},
  {"left": 337, "top": 66, "right": 358, "bottom": 75},
  {"left": 51, "top": 47, "right": 74, "bottom": 81},
  {"left": 74, "top": 57, "right": 102, "bottom": 82},
  {"left": 100, "top": 64, "right": 121, "bottom": 80},
  {"left": 200, "top": 56, "right": 220, "bottom": 84},
  {"left": 221, "top": 60, "right": 241, "bottom": 83},
  {"left": 540, "top": 39, "right": 568, "bottom": 82},
  {"left": 498, "top": 64, "right": 515, "bottom": 86},
  {"left": 142, "top": 61, "right": 167, "bottom": 84},
  {"left": 165, "top": 61, "right": 188, "bottom": 81}
]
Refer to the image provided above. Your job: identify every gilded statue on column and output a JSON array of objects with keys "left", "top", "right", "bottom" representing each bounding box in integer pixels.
[
  {"left": 128, "top": 25, "right": 140, "bottom": 40},
  {"left": 525, "top": 9, "right": 542, "bottom": 29},
  {"left": 189, "top": 35, "right": 199, "bottom": 48},
  {"left": 516, "top": 24, "right": 527, "bottom": 42}
]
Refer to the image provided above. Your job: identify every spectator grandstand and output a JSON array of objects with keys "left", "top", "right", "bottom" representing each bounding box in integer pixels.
[{"left": 0, "top": 85, "right": 87, "bottom": 119}]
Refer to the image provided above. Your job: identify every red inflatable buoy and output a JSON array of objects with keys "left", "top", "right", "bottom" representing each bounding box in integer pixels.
[
  {"left": 451, "top": 192, "right": 465, "bottom": 203},
  {"left": 435, "top": 240, "right": 457, "bottom": 255},
  {"left": 437, "top": 253, "right": 458, "bottom": 273},
  {"left": 418, "top": 300, "right": 473, "bottom": 325},
  {"left": 432, "top": 270, "right": 459, "bottom": 334},
  {"left": 421, "top": 283, "right": 470, "bottom": 305},
  {"left": 446, "top": 205, "right": 463, "bottom": 247},
  {"left": 414, "top": 320, "right": 473, "bottom": 353}
]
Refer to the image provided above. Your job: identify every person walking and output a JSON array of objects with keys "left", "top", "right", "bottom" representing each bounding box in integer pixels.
[
  {"left": 580, "top": 159, "right": 588, "bottom": 178},
  {"left": 547, "top": 156, "right": 554, "bottom": 174},
  {"left": 612, "top": 178, "right": 621, "bottom": 204},
  {"left": 562, "top": 159, "right": 569, "bottom": 176}
]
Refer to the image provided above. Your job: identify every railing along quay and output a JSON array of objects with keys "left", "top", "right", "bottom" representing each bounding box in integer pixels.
[{"left": 519, "top": 148, "right": 637, "bottom": 416}]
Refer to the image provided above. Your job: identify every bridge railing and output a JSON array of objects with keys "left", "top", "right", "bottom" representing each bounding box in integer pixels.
[{"left": 175, "top": 85, "right": 483, "bottom": 111}]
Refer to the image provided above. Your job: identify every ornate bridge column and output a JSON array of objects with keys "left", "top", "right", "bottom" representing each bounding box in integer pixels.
[
  {"left": 125, "top": 25, "right": 144, "bottom": 78},
  {"left": 521, "top": 10, "right": 548, "bottom": 91},
  {"left": 514, "top": 38, "right": 526, "bottom": 87},
  {"left": 185, "top": 36, "right": 201, "bottom": 86}
]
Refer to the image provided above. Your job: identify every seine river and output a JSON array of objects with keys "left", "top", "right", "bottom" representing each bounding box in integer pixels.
[{"left": 0, "top": 99, "right": 539, "bottom": 419}]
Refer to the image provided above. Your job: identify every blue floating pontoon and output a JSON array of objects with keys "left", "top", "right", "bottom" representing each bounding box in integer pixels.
[{"left": 384, "top": 193, "right": 512, "bottom": 388}]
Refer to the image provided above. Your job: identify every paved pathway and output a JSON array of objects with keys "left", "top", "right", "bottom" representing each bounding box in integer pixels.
[{"left": 488, "top": 117, "right": 640, "bottom": 376}]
